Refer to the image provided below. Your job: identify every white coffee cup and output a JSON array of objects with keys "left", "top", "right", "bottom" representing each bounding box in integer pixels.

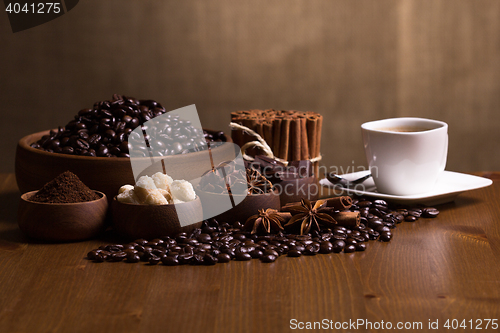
[{"left": 361, "top": 117, "right": 448, "bottom": 196}]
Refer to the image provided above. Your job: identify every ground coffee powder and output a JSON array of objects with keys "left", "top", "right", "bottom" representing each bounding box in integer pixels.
[{"left": 30, "top": 171, "right": 100, "bottom": 203}]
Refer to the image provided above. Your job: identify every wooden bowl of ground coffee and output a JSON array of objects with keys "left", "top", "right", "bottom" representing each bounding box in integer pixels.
[{"left": 18, "top": 171, "right": 108, "bottom": 242}]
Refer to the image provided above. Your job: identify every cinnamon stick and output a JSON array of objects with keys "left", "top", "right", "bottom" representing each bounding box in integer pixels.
[
  {"left": 325, "top": 196, "right": 353, "bottom": 210},
  {"left": 279, "top": 117, "right": 291, "bottom": 161},
  {"left": 231, "top": 110, "right": 252, "bottom": 121},
  {"left": 299, "top": 116, "right": 309, "bottom": 160},
  {"left": 242, "top": 117, "right": 258, "bottom": 157},
  {"left": 263, "top": 121, "right": 274, "bottom": 153},
  {"left": 231, "top": 116, "right": 245, "bottom": 147},
  {"left": 272, "top": 118, "right": 282, "bottom": 159},
  {"left": 331, "top": 212, "right": 360, "bottom": 228},
  {"left": 306, "top": 115, "right": 318, "bottom": 158},
  {"left": 316, "top": 114, "right": 323, "bottom": 160},
  {"left": 289, "top": 118, "right": 301, "bottom": 161}
]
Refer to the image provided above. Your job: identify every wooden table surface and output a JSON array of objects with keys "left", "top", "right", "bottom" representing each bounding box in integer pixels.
[{"left": 1, "top": 172, "right": 499, "bottom": 333}]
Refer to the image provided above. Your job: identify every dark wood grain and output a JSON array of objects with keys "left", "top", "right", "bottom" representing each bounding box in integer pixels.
[{"left": 0, "top": 172, "right": 499, "bottom": 332}]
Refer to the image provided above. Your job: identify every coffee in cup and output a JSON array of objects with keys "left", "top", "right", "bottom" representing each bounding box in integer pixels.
[{"left": 361, "top": 117, "right": 448, "bottom": 196}]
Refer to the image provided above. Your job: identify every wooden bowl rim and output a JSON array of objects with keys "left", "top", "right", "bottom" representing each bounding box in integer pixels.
[
  {"left": 21, "top": 190, "right": 107, "bottom": 206},
  {"left": 18, "top": 128, "right": 233, "bottom": 162},
  {"left": 112, "top": 195, "right": 201, "bottom": 207}
]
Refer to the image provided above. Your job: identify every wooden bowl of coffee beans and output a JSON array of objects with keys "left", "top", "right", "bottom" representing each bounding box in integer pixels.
[{"left": 18, "top": 190, "right": 108, "bottom": 242}]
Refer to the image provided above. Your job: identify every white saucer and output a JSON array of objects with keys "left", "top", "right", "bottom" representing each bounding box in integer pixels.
[{"left": 319, "top": 170, "right": 493, "bottom": 206}]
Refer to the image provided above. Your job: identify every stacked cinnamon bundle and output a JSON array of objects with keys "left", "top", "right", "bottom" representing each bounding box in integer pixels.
[{"left": 231, "top": 109, "right": 323, "bottom": 163}]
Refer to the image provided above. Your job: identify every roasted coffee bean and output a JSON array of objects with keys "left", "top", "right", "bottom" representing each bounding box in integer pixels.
[
  {"left": 108, "top": 252, "right": 127, "bottom": 262},
  {"left": 260, "top": 254, "right": 277, "bottom": 263},
  {"left": 93, "top": 252, "right": 107, "bottom": 262},
  {"left": 376, "top": 226, "right": 391, "bottom": 233},
  {"left": 233, "top": 233, "right": 246, "bottom": 241},
  {"left": 279, "top": 244, "right": 289, "bottom": 254},
  {"left": 148, "top": 255, "right": 161, "bottom": 265},
  {"left": 303, "top": 245, "right": 318, "bottom": 255},
  {"left": 422, "top": 207, "right": 439, "bottom": 218},
  {"left": 345, "top": 238, "right": 357, "bottom": 245},
  {"left": 368, "top": 219, "right": 384, "bottom": 229},
  {"left": 62, "top": 146, "right": 74, "bottom": 154},
  {"left": 331, "top": 240, "right": 346, "bottom": 253},
  {"left": 344, "top": 244, "right": 356, "bottom": 253},
  {"left": 319, "top": 241, "right": 333, "bottom": 254},
  {"left": 350, "top": 230, "right": 361, "bottom": 237},
  {"left": 221, "top": 248, "right": 235, "bottom": 257},
  {"left": 373, "top": 199, "right": 387, "bottom": 206},
  {"left": 250, "top": 249, "right": 263, "bottom": 259},
  {"left": 197, "top": 233, "right": 212, "bottom": 243},
  {"left": 355, "top": 243, "right": 367, "bottom": 251},
  {"left": 217, "top": 253, "right": 231, "bottom": 263},
  {"left": 162, "top": 256, "right": 179, "bottom": 266},
  {"left": 405, "top": 215, "right": 417, "bottom": 222},
  {"left": 263, "top": 249, "right": 279, "bottom": 257},
  {"left": 87, "top": 250, "right": 100, "bottom": 260},
  {"left": 126, "top": 254, "right": 140, "bottom": 263},
  {"left": 178, "top": 254, "right": 193, "bottom": 264},
  {"left": 191, "top": 253, "right": 205, "bottom": 265},
  {"left": 408, "top": 209, "right": 422, "bottom": 218},
  {"left": 235, "top": 252, "right": 252, "bottom": 261},
  {"left": 291, "top": 244, "right": 305, "bottom": 252},
  {"left": 379, "top": 232, "right": 392, "bottom": 242},
  {"left": 234, "top": 246, "right": 248, "bottom": 254},
  {"left": 287, "top": 249, "right": 302, "bottom": 257},
  {"left": 203, "top": 254, "right": 218, "bottom": 265}
]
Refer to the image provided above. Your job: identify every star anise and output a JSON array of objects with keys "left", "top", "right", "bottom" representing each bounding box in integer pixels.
[
  {"left": 284, "top": 199, "right": 337, "bottom": 235},
  {"left": 246, "top": 168, "right": 273, "bottom": 195},
  {"left": 244, "top": 208, "right": 284, "bottom": 234}
]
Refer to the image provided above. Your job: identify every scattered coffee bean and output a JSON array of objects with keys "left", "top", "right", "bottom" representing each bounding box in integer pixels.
[
  {"left": 319, "top": 241, "right": 333, "bottom": 254},
  {"left": 203, "top": 254, "right": 218, "bottom": 265},
  {"left": 405, "top": 215, "right": 417, "bottom": 222},
  {"left": 331, "top": 240, "right": 346, "bottom": 253},
  {"left": 217, "top": 253, "right": 232, "bottom": 263},
  {"left": 287, "top": 249, "right": 302, "bottom": 257},
  {"left": 355, "top": 243, "right": 367, "bottom": 251},
  {"left": 162, "top": 256, "right": 179, "bottom": 266},
  {"left": 148, "top": 256, "right": 161, "bottom": 265},
  {"left": 260, "top": 254, "right": 277, "bottom": 263},
  {"left": 422, "top": 207, "right": 440, "bottom": 218},
  {"left": 250, "top": 249, "right": 264, "bottom": 259},
  {"left": 126, "top": 254, "right": 140, "bottom": 263},
  {"left": 344, "top": 244, "right": 356, "bottom": 253},
  {"left": 379, "top": 232, "right": 392, "bottom": 242},
  {"left": 235, "top": 252, "right": 252, "bottom": 261},
  {"left": 86, "top": 198, "right": 440, "bottom": 267}
]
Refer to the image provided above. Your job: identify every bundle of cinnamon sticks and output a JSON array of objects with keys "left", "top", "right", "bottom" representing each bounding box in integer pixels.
[{"left": 231, "top": 109, "right": 323, "bottom": 163}]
